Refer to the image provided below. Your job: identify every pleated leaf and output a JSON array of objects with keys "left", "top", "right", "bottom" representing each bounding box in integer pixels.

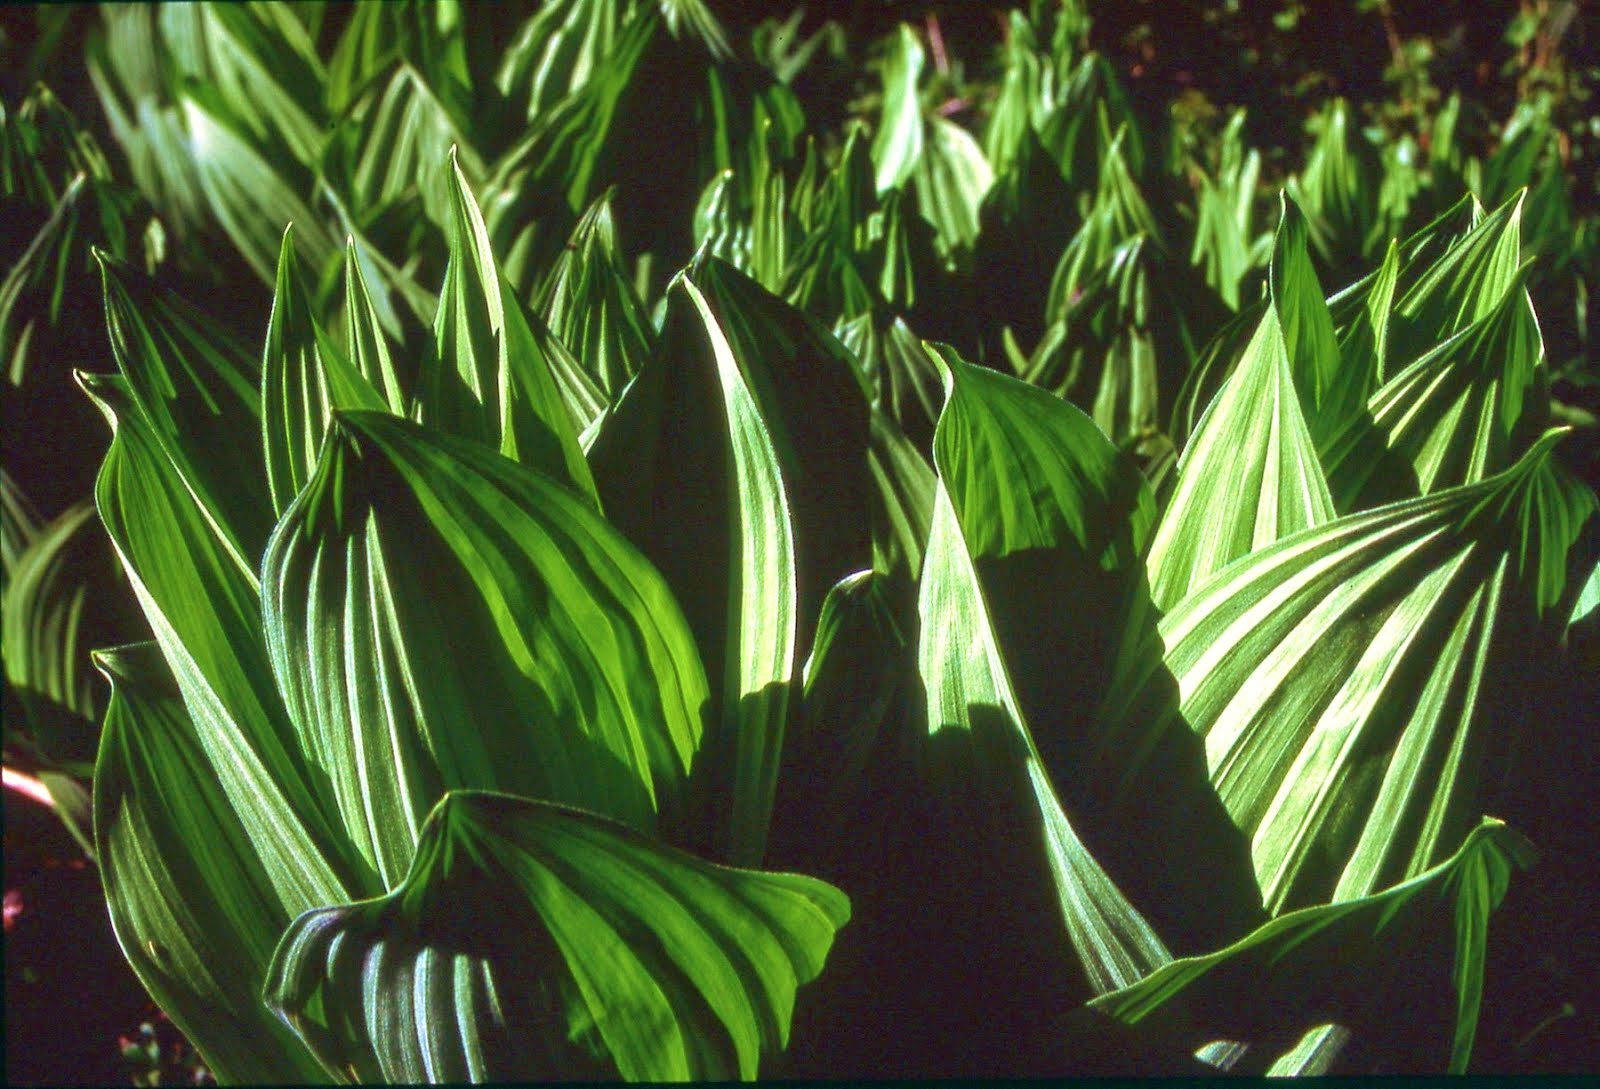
[
  {"left": 92, "top": 643, "right": 332, "bottom": 1085},
  {"left": 264, "top": 791, "right": 849, "bottom": 1082},
  {"left": 589, "top": 260, "right": 872, "bottom": 865},
  {"left": 1389, "top": 192, "right": 1524, "bottom": 367},
  {"left": 871, "top": 24, "right": 924, "bottom": 194},
  {"left": 1323, "top": 274, "right": 1546, "bottom": 512},
  {"left": 261, "top": 226, "right": 388, "bottom": 518},
  {"left": 1269, "top": 194, "right": 1345, "bottom": 440},
  {"left": 262, "top": 410, "right": 710, "bottom": 888},
  {"left": 425, "top": 153, "right": 596, "bottom": 502},
  {"left": 341, "top": 236, "right": 409, "bottom": 414},
  {"left": 80, "top": 371, "right": 366, "bottom": 912},
  {"left": 535, "top": 191, "right": 654, "bottom": 398},
  {"left": 1085, "top": 818, "right": 1535, "bottom": 1074},
  {"left": 917, "top": 346, "right": 1175, "bottom": 993},
  {"left": 1099, "top": 431, "right": 1592, "bottom": 915},
  {"left": 1146, "top": 303, "right": 1335, "bottom": 612},
  {"left": 96, "top": 251, "right": 272, "bottom": 571}
]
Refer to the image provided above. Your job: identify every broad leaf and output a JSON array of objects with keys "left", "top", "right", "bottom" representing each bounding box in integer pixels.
[
  {"left": 917, "top": 346, "right": 1176, "bottom": 993},
  {"left": 264, "top": 791, "right": 849, "bottom": 1082},
  {"left": 1146, "top": 302, "right": 1335, "bottom": 611},
  {"left": 1100, "top": 432, "right": 1592, "bottom": 915},
  {"left": 1084, "top": 818, "right": 1535, "bottom": 1074},
  {"left": 93, "top": 643, "right": 331, "bottom": 1085},
  {"left": 80, "top": 371, "right": 367, "bottom": 909},
  {"left": 263, "top": 410, "right": 710, "bottom": 887},
  {"left": 870, "top": 24, "right": 924, "bottom": 194}
]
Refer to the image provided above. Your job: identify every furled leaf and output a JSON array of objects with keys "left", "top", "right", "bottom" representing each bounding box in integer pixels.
[
  {"left": 1084, "top": 818, "right": 1535, "bottom": 1074},
  {"left": 425, "top": 152, "right": 597, "bottom": 502},
  {"left": 93, "top": 642, "right": 332, "bottom": 1085},
  {"left": 80, "top": 371, "right": 368, "bottom": 909},
  {"left": 1323, "top": 273, "right": 1546, "bottom": 511},
  {"left": 911, "top": 116, "right": 994, "bottom": 256},
  {"left": 1145, "top": 302, "right": 1335, "bottom": 612},
  {"left": 1269, "top": 194, "right": 1344, "bottom": 441},
  {"left": 264, "top": 791, "right": 849, "bottom": 1082},
  {"left": 917, "top": 345, "right": 1175, "bottom": 992},
  {"left": 341, "top": 236, "right": 409, "bottom": 414},
  {"left": 96, "top": 251, "right": 272, "bottom": 569},
  {"left": 261, "top": 226, "right": 388, "bottom": 518},
  {"left": 589, "top": 260, "right": 873, "bottom": 864},
  {"left": 262, "top": 410, "right": 710, "bottom": 887},
  {"left": 1100, "top": 432, "right": 1591, "bottom": 916},
  {"left": 535, "top": 190, "right": 653, "bottom": 398}
]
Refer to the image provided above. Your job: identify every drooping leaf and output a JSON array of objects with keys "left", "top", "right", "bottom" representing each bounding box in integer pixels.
[
  {"left": 262, "top": 409, "right": 710, "bottom": 887},
  {"left": 264, "top": 791, "right": 849, "bottom": 1082},
  {"left": 93, "top": 642, "right": 332, "bottom": 1085},
  {"left": 1083, "top": 818, "right": 1536, "bottom": 1074},
  {"left": 1, "top": 493, "right": 96, "bottom": 728},
  {"left": 911, "top": 115, "right": 994, "bottom": 257}
]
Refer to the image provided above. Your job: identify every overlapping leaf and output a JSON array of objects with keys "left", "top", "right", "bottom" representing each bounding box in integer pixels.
[
  {"left": 263, "top": 410, "right": 710, "bottom": 886},
  {"left": 264, "top": 792, "right": 849, "bottom": 1082}
]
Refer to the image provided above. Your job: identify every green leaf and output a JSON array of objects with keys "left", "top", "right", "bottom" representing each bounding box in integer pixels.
[
  {"left": 1084, "top": 818, "right": 1535, "bottom": 1074},
  {"left": 865, "top": 410, "right": 936, "bottom": 580},
  {"left": 341, "top": 235, "right": 410, "bottom": 414},
  {"left": 911, "top": 116, "right": 994, "bottom": 256},
  {"left": 589, "top": 260, "right": 873, "bottom": 864},
  {"left": 535, "top": 190, "right": 654, "bottom": 398},
  {"left": 425, "top": 152, "right": 597, "bottom": 502},
  {"left": 262, "top": 409, "right": 710, "bottom": 887},
  {"left": 1, "top": 489, "right": 95, "bottom": 726},
  {"left": 1332, "top": 236, "right": 1399, "bottom": 388},
  {"left": 80, "top": 370, "right": 368, "bottom": 910},
  {"left": 92, "top": 642, "right": 332, "bottom": 1085},
  {"left": 264, "top": 791, "right": 849, "bottom": 1082},
  {"left": 1389, "top": 192, "right": 1524, "bottom": 367},
  {"left": 1101, "top": 432, "right": 1584, "bottom": 915},
  {"left": 262, "top": 226, "right": 388, "bottom": 518},
  {"left": 917, "top": 346, "right": 1173, "bottom": 993},
  {"left": 1323, "top": 273, "right": 1546, "bottom": 511},
  {"left": 1146, "top": 302, "right": 1335, "bottom": 612},
  {"left": 96, "top": 250, "right": 272, "bottom": 571},
  {"left": 870, "top": 24, "right": 924, "bottom": 194},
  {"left": 495, "top": 0, "right": 626, "bottom": 122},
  {"left": 1269, "top": 193, "right": 1344, "bottom": 440}
]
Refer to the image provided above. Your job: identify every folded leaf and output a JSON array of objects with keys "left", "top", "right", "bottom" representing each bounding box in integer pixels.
[
  {"left": 263, "top": 409, "right": 710, "bottom": 886},
  {"left": 93, "top": 643, "right": 332, "bottom": 1085},
  {"left": 1101, "top": 432, "right": 1590, "bottom": 915},
  {"left": 264, "top": 791, "right": 849, "bottom": 1082},
  {"left": 1084, "top": 818, "right": 1535, "bottom": 1074},
  {"left": 262, "top": 226, "right": 388, "bottom": 518},
  {"left": 80, "top": 371, "right": 367, "bottom": 909},
  {"left": 871, "top": 24, "right": 924, "bottom": 194}
]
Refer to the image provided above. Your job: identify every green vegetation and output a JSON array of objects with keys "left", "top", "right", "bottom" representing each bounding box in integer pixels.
[{"left": 2, "top": 0, "right": 1595, "bottom": 1079}]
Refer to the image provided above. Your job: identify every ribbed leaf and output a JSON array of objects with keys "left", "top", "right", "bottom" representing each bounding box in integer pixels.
[
  {"left": 261, "top": 226, "right": 388, "bottom": 518},
  {"left": 865, "top": 410, "right": 936, "bottom": 579},
  {"left": 80, "top": 371, "right": 367, "bottom": 911},
  {"left": 1084, "top": 818, "right": 1535, "bottom": 1074},
  {"left": 1389, "top": 192, "right": 1524, "bottom": 367},
  {"left": 92, "top": 643, "right": 331, "bottom": 1085},
  {"left": 262, "top": 409, "right": 710, "bottom": 887},
  {"left": 1331, "top": 237, "right": 1399, "bottom": 388},
  {"left": 917, "top": 346, "right": 1174, "bottom": 993},
  {"left": 1324, "top": 275, "right": 1546, "bottom": 511},
  {"left": 589, "top": 260, "right": 872, "bottom": 864},
  {"left": 1269, "top": 194, "right": 1344, "bottom": 440},
  {"left": 911, "top": 115, "right": 994, "bottom": 256},
  {"left": 1, "top": 494, "right": 95, "bottom": 728},
  {"left": 264, "top": 791, "right": 849, "bottom": 1082},
  {"left": 1146, "top": 303, "right": 1335, "bottom": 611},
  {"left": 424, "top": 153, "right": 597, "bottom": 503},
  {"left": 341, "top": 236, "right": 409, "bottom": 414},
  {"left": 535, "top": 191, "right": 653, "bottom": 398},
  {"left": 1100, "top": 432, "right": 1589, "bottom": 915},
  {"left": 96, "top": 251, "right": 271, "bottom": 570}
]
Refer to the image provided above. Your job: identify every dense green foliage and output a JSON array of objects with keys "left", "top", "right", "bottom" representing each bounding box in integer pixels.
[{"left": 3, "top": 0, "right": 1596, "bottom": 1079}]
